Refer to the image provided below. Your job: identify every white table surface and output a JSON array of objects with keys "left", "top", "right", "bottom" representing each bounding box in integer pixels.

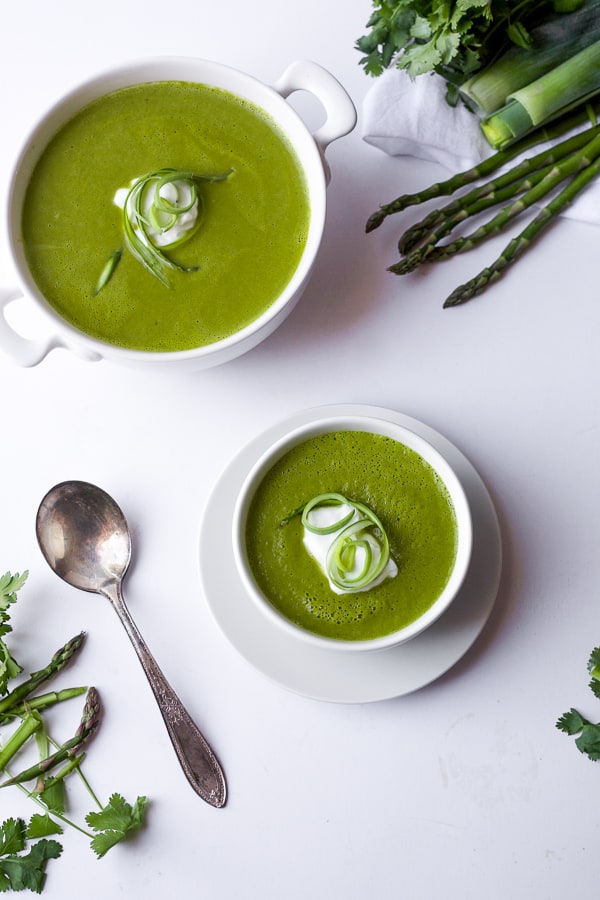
[{"left": 1, "top": 2, "right": 599, "bottom": 897}]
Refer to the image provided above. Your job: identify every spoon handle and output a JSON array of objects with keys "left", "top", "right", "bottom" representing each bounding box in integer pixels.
[{"left": 108, "top": 583, "right": 226, "bottom": 807}]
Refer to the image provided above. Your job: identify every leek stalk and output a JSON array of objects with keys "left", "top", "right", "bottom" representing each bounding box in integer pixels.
[
  {"left": 459, "top": 0, "right": 600, "bottom": 116},
  {"left": 481, "top": 39, "right": 600, "bottom": 149}
]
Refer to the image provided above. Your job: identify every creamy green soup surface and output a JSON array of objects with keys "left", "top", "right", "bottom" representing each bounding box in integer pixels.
[
  {"left": 22, "top": 81, "right": 310, "bottom": 352},
  {"left": 245, "top": 431, "right": 459, "bottom": 641}
]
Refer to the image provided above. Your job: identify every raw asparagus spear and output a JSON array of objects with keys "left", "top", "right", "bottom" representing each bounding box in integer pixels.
[
  {"left": 392, "top": 128, "right": 600, "bottom": 274},
  {"left": 366, "top": 100, "right": 600, "bottom": 232},
  {"left": 444, "top": 154, "right": 600, "bottom": 306},
  {"left": 397, "top": 124, "right": 600, "bottom": 254},
  {"left": 0, "top": 687, "right": 101, "bottom": 786},
  {"left": 0, "top": 633, "right": 85, "bottom": 716}
]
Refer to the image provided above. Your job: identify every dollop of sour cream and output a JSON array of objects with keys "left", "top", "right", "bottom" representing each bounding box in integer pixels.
[
  {"left": 303, "top": 502, "right": 398, "bottom": 595},
  {"left": 114, "top": 178, "right": 199, "bottom": 247}
]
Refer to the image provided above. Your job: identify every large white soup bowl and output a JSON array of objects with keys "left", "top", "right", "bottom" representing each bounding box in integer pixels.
[{"left": 0, "top": 58, "right": 356, "bottom": 370}]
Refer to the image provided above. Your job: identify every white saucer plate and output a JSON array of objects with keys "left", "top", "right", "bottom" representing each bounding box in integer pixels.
[{"left": 199, "top": 404, "right": 502, "bottom": 703}]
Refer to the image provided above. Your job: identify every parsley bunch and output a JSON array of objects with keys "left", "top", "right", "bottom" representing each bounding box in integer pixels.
[
  {"left": 356, "top": 1, "right": 565, "bottom": 97},
  {"left": 557, "top": 647, "right": 600, "bottom": 760},
  {"left": 0, "top": 572, "right": 148, "bottom": 892},
  {"left": 0, "top": 572, "right": 27, "bottom": 694}
]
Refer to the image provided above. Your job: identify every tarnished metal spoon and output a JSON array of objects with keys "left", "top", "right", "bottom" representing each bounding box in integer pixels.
[{"left": 35, "top": 480, "right": 226, "bottom": 808}]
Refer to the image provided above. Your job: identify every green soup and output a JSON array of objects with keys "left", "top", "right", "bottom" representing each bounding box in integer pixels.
[
  {"left": 245, "top": 431, "right": 459, "bottom": 642},
  {"left": 21, "top": 81, "right": 310, "bottom": 352}
]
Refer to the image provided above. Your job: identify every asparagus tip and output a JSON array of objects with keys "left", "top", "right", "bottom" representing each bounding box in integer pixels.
[{"left": 366, "top": 210, "right": 385, "bottom": 232}]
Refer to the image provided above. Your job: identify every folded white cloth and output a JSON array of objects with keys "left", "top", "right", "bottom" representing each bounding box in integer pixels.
[{"left": 362, "top": 68, "right": 600, "bottom": 226}]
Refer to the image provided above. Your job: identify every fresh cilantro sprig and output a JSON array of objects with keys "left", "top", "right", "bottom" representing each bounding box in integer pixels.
[
  {"left": 0, "top": 571, "right": 28, "bottom": 694},
  {"left": 0, "top": 570, "right": 149, "bottom": 891},
  {"left": 355, "top": 1, "right": 562, "bottom": 91},
  {"left": 0, "top": 817, "right": 62, "bottom": 894},
  {"left": 86, "top": 794, "right": 148, "bottom": 859},
  {"left": 557, "top": 646, "right": 600, "bottom": 760}
]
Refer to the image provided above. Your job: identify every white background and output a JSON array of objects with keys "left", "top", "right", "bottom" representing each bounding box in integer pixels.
[{"left": 1, "top": 2, "right": 599, "bottom": 897}]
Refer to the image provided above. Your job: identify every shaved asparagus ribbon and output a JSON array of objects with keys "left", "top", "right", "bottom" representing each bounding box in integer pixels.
[
  {"left": 295, "top": 493, "right": 393, "bottom": 592},
  {"left": 95, "top": 167, "right": 233, "bottom": 293}
]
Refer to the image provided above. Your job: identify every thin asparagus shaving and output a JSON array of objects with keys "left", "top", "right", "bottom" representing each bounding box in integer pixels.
[
  {"left": 285, "top": 493, "right": 393, "bottom": 592},
  {"left": 120, "top": 167, "right": 233, "bottom": 288},
  {"left": 444, "top": 153, "right": 600, "bottom": 307},
  {"left": 366, "top": 99, "right": 600, "bottom": 232},
  {"left": 397, "top": 124, "right": 600, "bottom": 254},
  {"left": 0, "top": 633, "right": 85, "bottom": 717},
  {"left": 0, "top": 688, "right": 101, "bottom": 787},
  {"left": 94, "top": 247, "right": 122, "bottom": 295},
  {"left": 392, "top": 128, "right": 600, "bottom": 274}
]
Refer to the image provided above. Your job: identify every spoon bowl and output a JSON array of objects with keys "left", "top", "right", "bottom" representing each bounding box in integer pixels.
[{"left": 36, "top": 480, "right": 226, "bottom": 807}]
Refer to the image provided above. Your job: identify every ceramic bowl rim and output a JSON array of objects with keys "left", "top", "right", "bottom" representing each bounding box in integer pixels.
[
  {"left": 231, "top": 413, "right": 473, "bottom": 653},
  {"left": 6, "top": 56, "right": 328, "bottom": 363}
]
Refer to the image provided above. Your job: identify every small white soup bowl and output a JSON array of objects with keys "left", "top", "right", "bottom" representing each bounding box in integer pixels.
[
  {"left": 0, "top": 57, "right": 356, "bottom": 370},
  {"left": 232, "top": 413, "right": 473, "bottom": 653}
]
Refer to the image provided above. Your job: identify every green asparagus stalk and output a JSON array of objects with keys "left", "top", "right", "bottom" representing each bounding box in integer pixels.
[
  {"left": 0, "top": 712, "right": 42, "bottom": 770},
  {"left": 396, "top": 123, "right": 600, "bottom": 254},
  {"left": 391, "top": 128, "right": 600, "bottom": 274},
  {"left": 365, "top": 99, "right": 600, "bottom": 232},
  {"left": 443, "top": 153, "right": 600, "bottom": 306},
  {"left": 390, "top": 163, "right": 557, "bottom": 274},
  {"left": 0, "top": 687, "right": 88, "bottom": 725},
  {"left": 0, "top": 633, "right": 85, "bottom": 716},
  {"left": 0, "top": 687, "right": 101, "bottom": 787}
]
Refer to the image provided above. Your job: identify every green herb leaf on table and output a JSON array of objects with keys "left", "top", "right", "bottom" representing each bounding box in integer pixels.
[
  {"left": 86, "top": 793, "right": 148, "bottom": 858},
  {"left": 0, "top": 819, "right": 26, "bottom": 856},
  {"left": 355, "top": 0, "right": 556, "bottom": 84},
  {"left": 0, "top": 568, "right": 150, "bottom": 889},
  {"left": 0, "top": 572, "right": 27, "bottom": 694},
  {"left": 557, "top": 646, "right": 600, "bottom": 760},
  {"left": 0, "top": 819, "right": 62, "bottom": 894}
]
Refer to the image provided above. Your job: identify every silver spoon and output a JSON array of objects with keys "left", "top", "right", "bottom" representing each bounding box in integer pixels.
[{"left": 35, "top": 480, "right": 226, "bottom": 808}]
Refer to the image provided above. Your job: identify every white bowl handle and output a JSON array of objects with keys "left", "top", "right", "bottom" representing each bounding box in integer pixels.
[
  {"left": 273, "top": 60, "right": 357, "bottom": 183},
  {"left": 0, "top": 288, "right": 59, "bottom": 367},
  {"left": 0, "top": 287, "right": 102, "bottom": 367}
]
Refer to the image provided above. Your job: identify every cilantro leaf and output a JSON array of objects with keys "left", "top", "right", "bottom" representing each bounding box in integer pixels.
[
  {"left": 557, "top": 708, "right": 600, "bottom": 760},
  {"left": 575, "top": 723, "right": 600, "bottom": 761},
  {"left": 38, "top": 778, "right": 66, "bottom": 816},
  {"left": 557, "top": 648, "right": 600, "bottom": 761},
  {"left": 0, "top": 838, "right": 62, "bottom": 894},
  {"left": 0, "top": 571, "right": 27, "bottom": 694},
  {"left": 556, "top": 707, "right": 588, "bottom": 735},
  {"left": 355, "top": 0, "right": 557, "bottom": 83},
  {"left": 0, "top": 572, "right": 28, "bottom": 612},
  {"left": 0, "top": 819, "right": 26, "bottom": 857},
  {"left": 26, "top": 815, "right": 63, "bottom": 840},
  {"left": 587, "top": 646, "right": 600, "bottom": 680},
  {"left": 85, "top": 794, "right": 148, "bottom": 858}
]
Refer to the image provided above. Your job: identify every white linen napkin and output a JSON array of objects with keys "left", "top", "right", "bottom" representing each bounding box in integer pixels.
[{"left": 362, "top": 68, "right": 600, "bottom": 226}]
